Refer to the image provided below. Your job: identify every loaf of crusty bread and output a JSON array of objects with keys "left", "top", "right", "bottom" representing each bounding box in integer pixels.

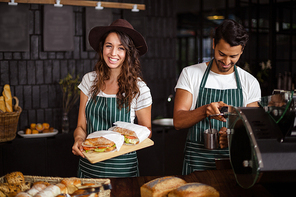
[
  {"left": 0, "top": 96, "right": 6, "bottom": 112},
  {"left": 34, "top": 185, "right": 61, "bottom": 197},
  {"left": 55, "top": 183, "right": 67, "bottom": 194},
  {"left": 15, "top": 192, "right": 31, "bottom": 197},
  {"left": 5, "top": 172, "right": 25, "bottom": 185},
  {"left": 2, "top": 84, "right": 13, "bottom": 112},
  {"left": 168, "top": 183, "right": 220, "bottom": 197},
  {"left": 27, "top": 183, "right": 47, "bottom": 196},
  {"left": 140, "top": 176, "right": 187, "bottom": 197},
  {"left": 60, "top": 178, "right": 81, "bottom": 194}
]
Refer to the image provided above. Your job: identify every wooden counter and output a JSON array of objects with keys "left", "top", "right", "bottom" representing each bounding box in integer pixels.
[{"left": 109, "top": 169, "right": 294, "bottom": 197}]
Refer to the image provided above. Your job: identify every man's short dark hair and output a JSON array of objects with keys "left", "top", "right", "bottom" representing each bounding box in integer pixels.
[{"left": 214, "top": 19, "right": 249, "bottom": 50}]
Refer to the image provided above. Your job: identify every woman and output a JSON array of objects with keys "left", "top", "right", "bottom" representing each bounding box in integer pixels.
[{"left": 71, "top": 19, "right": 152, "bottom": 178}]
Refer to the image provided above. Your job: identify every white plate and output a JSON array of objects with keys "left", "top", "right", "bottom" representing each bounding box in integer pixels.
[
  {"left": 152, "top": 118, "right": 174, "bottom": 126},
  {"left": 18, "top": 129, "right": 58, "bottom": 138}
]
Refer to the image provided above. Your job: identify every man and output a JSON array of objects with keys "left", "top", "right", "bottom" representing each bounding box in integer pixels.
[{"left": 173, "top": 19, "right": 261, "bottom": 175}]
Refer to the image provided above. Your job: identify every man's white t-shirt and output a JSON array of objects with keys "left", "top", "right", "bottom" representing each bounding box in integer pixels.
[{"left": 175, "top": 62, "right": 261, "bottom": 110}]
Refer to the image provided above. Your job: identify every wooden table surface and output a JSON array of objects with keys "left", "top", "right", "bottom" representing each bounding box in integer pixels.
[{"left": 109, "top": 169, "right": 293, "bottom": 197}]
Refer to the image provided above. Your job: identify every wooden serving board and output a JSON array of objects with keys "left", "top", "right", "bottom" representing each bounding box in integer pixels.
[{"left": 83, "top": 138, "right": 154, "bottom": 164}]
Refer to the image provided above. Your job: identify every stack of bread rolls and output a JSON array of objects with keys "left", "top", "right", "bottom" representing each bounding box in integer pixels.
[
  {"left": 25, "top": 123, "right": 54, "bottom": 135},
  {"left": 0, "top": 172, "right": 30, "bottom": 197},
  {"left": 0, "top": 84, "right": 13, "bottom": 113},
  {"left": 140, "top": 176, "right": 220, "bottom": 197},
  {"left": 0, "top": 172, "right": 103, "bottom": 197},
  {"left": 14, "top": 178, "right": 82, "bottom": 197}
]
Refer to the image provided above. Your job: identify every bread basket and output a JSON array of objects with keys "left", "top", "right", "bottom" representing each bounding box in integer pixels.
[{"left": 0, "top": 96, "right": 22, "bottom": 142}]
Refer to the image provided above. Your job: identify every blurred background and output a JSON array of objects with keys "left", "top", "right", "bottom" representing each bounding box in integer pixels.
[{"left": 0, "top": 0, "right": 295, "bottom": 177}]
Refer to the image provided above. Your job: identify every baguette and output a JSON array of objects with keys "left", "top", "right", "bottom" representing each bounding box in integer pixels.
[
  {"left": 3, "top": 84, "right": 13, "bottom": 112},
  {"left": 0, "top": 96, "right": 6, "bottom": 112}
]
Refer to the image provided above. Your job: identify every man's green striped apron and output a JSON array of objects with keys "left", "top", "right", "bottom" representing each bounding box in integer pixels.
[
  {"left": 78, "top": 96, "right": 139, "bottom": 178},
  {"left": 182, "top": 59, "right": 243, "bottom": 175}
]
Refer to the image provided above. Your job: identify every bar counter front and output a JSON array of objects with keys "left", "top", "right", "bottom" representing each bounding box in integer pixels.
[
  {"left": 1, "top": 129, "right": 295, "bottom": 196},
  {"left": 109, "top": 169, "right": 294, "bottom": 197}
]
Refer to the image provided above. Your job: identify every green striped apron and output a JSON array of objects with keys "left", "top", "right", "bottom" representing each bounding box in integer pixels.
[
  {"left": 77, "top": 96, "right": 139, "bottom": 178},
  {"left": 182, "top": 59, "right": 243, "bottom": 175}
]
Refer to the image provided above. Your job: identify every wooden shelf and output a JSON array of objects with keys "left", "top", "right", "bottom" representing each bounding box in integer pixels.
[{"left": 0, "top": 0, "right": 145, "bottom": 10}]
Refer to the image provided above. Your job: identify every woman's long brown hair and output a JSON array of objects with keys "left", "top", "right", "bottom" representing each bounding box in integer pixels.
[{"left": 90, "top": 30, "right": 144, "bottom": 110}]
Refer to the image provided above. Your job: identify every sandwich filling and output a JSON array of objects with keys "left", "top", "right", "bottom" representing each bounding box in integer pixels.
[
  {"left": 124, "top": 135, "right": 139, "bottom": 145},
  {"left": 82, "top": 137, "right": 116, "bottom": 153}
]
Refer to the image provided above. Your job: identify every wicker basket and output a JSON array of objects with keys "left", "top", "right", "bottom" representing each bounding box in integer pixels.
[
  {"left": 0, "top": 175, "right": 111, "bottom": 197},
  {"left": 0, "top": 96, "right": 22, "bottom": 142}
]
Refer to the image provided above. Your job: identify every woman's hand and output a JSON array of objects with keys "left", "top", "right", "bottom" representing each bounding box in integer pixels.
[
  {"left": 219, "top": 127, "right": 228, "bottom": 149},
  {"left": 72, "top": 135, "right": 85, "bottom": 158}
]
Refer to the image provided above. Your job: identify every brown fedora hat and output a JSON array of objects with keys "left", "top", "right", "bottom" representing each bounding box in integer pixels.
[{"left": 88, "top": 19, "right": 148, "bottom": 56}]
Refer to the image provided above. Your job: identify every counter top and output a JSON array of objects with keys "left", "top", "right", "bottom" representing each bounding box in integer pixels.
[{"left": 109, "top": 169, "right": 294, "bottom": 197}]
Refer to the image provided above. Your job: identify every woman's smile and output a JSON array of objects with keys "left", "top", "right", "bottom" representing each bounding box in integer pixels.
[{"left": 103, "top": 32, "right": 126, "bottom": 69}]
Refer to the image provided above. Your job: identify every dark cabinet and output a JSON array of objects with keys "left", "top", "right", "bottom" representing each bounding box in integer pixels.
[
  {"left": 0, "top": 127, "right": 188, "bottom": 177},
  {"left": 138, "top": 126, "right": 188, "bottom": 176},
  {"left": 0, "top": 133, "right": 79, "bottom": 177}
]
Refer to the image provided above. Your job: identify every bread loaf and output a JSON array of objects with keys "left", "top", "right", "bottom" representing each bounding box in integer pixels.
[
  {"left": 60, "top": 178, "right": 81, "bottom": 194},
  {"left": 71, "top": 189, "right": 98, "bottom": 197},
  {"left": 15, "top": 192, "right": 31, "bottom": 197},
  {"left": 33, "top": 182, "right": 50, "bottom": 187},
  {"left": 168, "top": 183, "right": 220, "bottom": 197},
  {"left": 3, "top": 84, "right": 13, "bottom": 112},
  {"left": 34, "top": 185, "right": 60, "bottom": 197},
  {"left": 5, "top": 172, "right": 25, "bottom": 185},
  {"left": 27, "top": 183, "right": 47, "bottom": 196},
  {"left": 0, "top": 96, "right": 6, "bottom": 112},
  {"left": 55, "top": 183, "right": 67, "bottom": 194},
  {"left": 140, "top": 176, "right": 187, "bottom": 197},
  {"left": 0, "top": 183, "right": 21, "bottom": 195},
  {"left": 0, "top": 190, "right": 5, "bottom": 197}
]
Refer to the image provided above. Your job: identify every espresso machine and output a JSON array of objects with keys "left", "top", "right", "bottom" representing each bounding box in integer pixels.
[{"left": 227, "top": 90, "right": 296, "bottom": 189}]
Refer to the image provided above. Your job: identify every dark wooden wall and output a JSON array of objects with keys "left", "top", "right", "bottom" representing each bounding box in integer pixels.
[{"left": 0, "top": 0, "right": 177, "bottom": 132}]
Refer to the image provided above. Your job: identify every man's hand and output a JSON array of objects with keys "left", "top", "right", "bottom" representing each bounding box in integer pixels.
[{"left": 206, "top": 101, "right": 228, "bottom": 122}]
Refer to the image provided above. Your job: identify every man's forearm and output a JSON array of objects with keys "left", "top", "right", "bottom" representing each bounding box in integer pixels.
[{"left": 173, "top": 105, "right": 208, "bottom": 130}]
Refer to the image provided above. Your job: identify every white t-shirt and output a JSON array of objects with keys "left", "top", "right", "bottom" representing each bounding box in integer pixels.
[
  {"left": 78, "top": 71, "right": 152, "bottom": 123},
  {"left": 175, "top": 62, "right": 261, "bottom": 109}
]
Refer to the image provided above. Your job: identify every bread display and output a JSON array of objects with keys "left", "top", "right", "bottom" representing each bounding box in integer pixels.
[
  {"left": 168, "top": 183, "right": 220, "bottom": 197},
  {"left": 0, "top": 172, "right": 31, "bottom": 197},
  {"left": 24, "top": 123, "right": 55, "bottom": 135},
  {"left": 0, "top": 172, "right": 110, "bottom": 197},
  {"left": 140, "top": 176, "right": 187, "bottom": 197}
]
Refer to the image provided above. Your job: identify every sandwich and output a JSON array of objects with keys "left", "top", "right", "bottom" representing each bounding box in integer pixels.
[
  {"left": 82, "top": 137, "right": 116, "bottom": 153},
  {"left": 113, "top": 127, "right": 139, "bottom": 145}
]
